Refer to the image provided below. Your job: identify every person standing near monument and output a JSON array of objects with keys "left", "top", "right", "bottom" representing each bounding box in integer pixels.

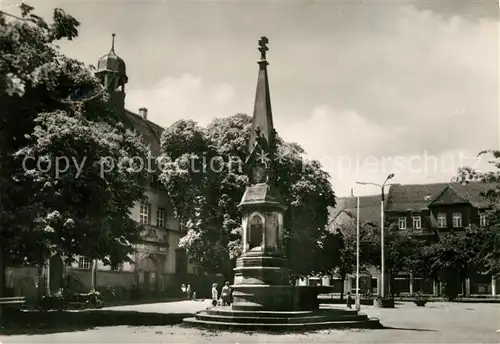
[
  {"left": 346, "top": 291, "right": 353, "bottom": 309},
  {"left": 221, "top": 281, "right": 232, "bottom": 306},
  {"left": 211, "top": 283, "right": 219, "bottom": 306}
]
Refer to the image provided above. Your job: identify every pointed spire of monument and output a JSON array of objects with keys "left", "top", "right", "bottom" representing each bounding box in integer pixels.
[{"left": 248, "top": 36, "right": 275, "bottom": 152}]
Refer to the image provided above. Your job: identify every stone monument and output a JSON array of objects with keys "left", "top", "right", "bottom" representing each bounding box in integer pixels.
[{"left": 183, "top": 37, "right": 382, "bottom": 331}]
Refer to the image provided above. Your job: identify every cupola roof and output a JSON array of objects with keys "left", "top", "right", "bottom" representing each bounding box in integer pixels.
[{"left": 96, "top": 33, "right": 128, "bottom": 82}]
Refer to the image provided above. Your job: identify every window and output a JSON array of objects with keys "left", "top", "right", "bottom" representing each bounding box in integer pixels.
[
  {"left": 480, "top": 213, "right": 488, "bottom": 227},
  {"left": 78, "top": 257, "right": 91, "bottom": 269},
  {"left": 139, "top": 202, "right": 150, "bottom": 224},
  {"left": 398, "top": 217, "right": 407, "bottom": 230},
  {"left": 452, "top": 212, "right": 462, "bottom": 228},
  {"left": 412, "top": 216, "right": 422, "bottom": 229},
  {"left": 437, "top": 213, "right": 447, "bottom": 228},
  {"left": 156, "top": 207, "right": 165, "bottom": 228}
]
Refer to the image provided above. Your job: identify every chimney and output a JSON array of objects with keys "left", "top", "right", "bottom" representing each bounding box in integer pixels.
[{"left": 138, "top": 107, "right": 148, "bottom": 120}]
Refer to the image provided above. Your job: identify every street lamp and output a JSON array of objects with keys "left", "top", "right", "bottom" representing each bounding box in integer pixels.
[
  {"left": 355, "top": 193, "right": 360, "bottom": 311},
  {"left": 356, "top": 173, "right": 395, "bottom": 298}
]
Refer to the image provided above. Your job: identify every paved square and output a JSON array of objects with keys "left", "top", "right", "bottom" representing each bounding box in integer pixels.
[{"left": 1, "top": 301, "right": 498, "bottom": 343}]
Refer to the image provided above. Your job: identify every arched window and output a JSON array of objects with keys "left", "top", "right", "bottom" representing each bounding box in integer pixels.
[{"left": 249, "top": 213, "right": 264, "bottom": 249}]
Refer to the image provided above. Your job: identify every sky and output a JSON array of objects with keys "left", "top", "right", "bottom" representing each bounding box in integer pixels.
[{"left": 3, "top": 0, "right": 499, "bottom": 197}]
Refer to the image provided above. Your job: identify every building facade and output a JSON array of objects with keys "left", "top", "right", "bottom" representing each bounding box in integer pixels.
[{"left": 325, "top": 182, "right": 498, "bottom": 297}]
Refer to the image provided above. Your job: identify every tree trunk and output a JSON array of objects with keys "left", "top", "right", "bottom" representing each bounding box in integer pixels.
[
  {"left": 36, "top": 265, "right": 44, "bottom": 300},
  {"left": 91, "top": 259, "right": 97, "bottom": 291},
  {"left": 0, "top": 242, "right": 5, "bottom": 297},
  {"left": 340, "top": 273, "right": 346, "bottom": 300}
]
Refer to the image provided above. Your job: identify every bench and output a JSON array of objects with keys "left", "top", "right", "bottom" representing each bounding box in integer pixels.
[{"left": 0, "top": 296, "right": 26, "bottom": 317}]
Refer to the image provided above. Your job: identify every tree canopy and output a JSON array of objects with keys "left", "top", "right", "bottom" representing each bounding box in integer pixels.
[
  {"left": 0, "top": 3, "right": 150, "bottom": 287},
  {"left": 454, "top": 150, "right": 500, "bottom": 276},
  {"left": 158, "top": 114, "right": 336, "bottom": 279}
]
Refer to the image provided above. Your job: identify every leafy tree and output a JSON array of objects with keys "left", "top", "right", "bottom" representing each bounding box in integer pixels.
[
  {"left": 423, "top": 233, "right": 472, "bottom": 300},
  {"left": 364, "top": 227, "right": 422, "bottom": 296},
  {"left": 158, "top": 114, "right": 335, "bottom": 280},
  {"left": 0, "top": 5, "right": 149, "bottom": 295},
  {"left": 415, "top": 229, "right": 491, "bottom": 300},
  {"left": 455, "top": 150, "right": 500, "bottom": 276}
]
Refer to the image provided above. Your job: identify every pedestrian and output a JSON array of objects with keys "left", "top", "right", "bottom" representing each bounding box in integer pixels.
[
  {"left": 181, "top": 283, "right": 186, "bottom": 297},
  {"left": 221, "top": 281, "right": 232, "bottom": 306},
  {"left": 346, "top": 291, "right": 353, "bottom": 309},
  {"left": 186, "top": 284, "right": 192, "bottom": 300},
  {"left": 211, "top": 283, "right": 218, "bottom": 307}
]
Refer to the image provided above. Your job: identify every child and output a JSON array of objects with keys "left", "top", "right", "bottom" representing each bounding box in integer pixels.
[
  {"left": 346, "top": 291, "right": 353, "bottom": 309},
  {"left": 211, "top": 283, "right": 218, "bottom": 307}
]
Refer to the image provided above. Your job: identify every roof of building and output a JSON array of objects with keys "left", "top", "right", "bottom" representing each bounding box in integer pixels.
[
  {"left": 329, "top": 194, "right": 381, "bottom": 227},
  {"left": 123, "top": 109, "right": 164, "bottom": 157},
  {"left": 448, "top": 182, "right": 493, "bottom": 208},
  {"left": 330, "top": 181, "right": 495, "bottom": 228},
  {"left": 385, "top": 181, "right": 493, "bottom": 212}
]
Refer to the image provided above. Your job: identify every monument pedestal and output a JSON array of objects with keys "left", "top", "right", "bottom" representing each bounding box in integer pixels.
[
  {"left": 231, "top": 249, "right": 292, "bottom": 311},
  {"left": 184, "top": 249, "right": 382, "bottom": 330},
  {"left": 231, "top": 285, "right": 293, "bottom": 311}
]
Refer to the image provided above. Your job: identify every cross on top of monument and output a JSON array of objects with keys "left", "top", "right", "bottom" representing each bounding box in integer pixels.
[{"left": 258, "top": 36, "right": 269, "bottom": 60}]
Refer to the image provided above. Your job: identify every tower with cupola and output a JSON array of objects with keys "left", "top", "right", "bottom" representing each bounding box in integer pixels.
[{"left": 95, "top": 33, "right": 128, "bottom": 113}]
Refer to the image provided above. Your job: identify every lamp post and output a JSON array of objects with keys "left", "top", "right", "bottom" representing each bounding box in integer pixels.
[
  {"left": 355, "top": 193, "right": 360, "bottom": 311},
  {"left": 356, "top": 173, "right": 395, "bottom": 298}
]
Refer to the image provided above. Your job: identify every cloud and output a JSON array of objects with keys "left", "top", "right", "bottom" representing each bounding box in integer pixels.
[
  {"left": 274, "top": 5, "right": 498, "bottom": 195},
  {"left": 0, "top": 0, "right": 23, "bottom": 10},
  {"left": 120, "top": 4, "right": 496, "bottom": 196},
  {"left": 276, "top": 5, "right": 497, "bottom": 155},
  {"left": 126, "top": 74, "right": 240, "bottom": 127},
  {"left": 279, "top": 104, "right": 494, "bottom": 196}
]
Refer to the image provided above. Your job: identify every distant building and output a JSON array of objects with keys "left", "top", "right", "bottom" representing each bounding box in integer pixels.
[
  {"left": 384, "top": 182, "right": 496, "bottom": 296},
  {"left": 325, "top": 181, "right": 498, "bottom": 297}
]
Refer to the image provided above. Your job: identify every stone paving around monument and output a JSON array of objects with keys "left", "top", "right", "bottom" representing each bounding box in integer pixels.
[{"left": 1, "top": 300, "right": 498, "bottom": 343}]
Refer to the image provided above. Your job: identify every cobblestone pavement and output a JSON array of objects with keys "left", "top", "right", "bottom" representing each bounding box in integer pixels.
[{"left": 1, "top": 301, "right": 499, "bottom": 343}]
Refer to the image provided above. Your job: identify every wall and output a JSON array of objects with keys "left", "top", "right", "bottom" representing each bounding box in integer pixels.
[
  {"left": 67, "top": 269, "right": 136, "bottom": 291},
  {"left": 429, "top": 204, "right": 475, "bottom": 229},
  {"left": 129, "top": 187, "right": 199, "bottom": 274},
  {"left": 388, "top": 204, "right": 483, "bottom": 232},
  {"left": 387, "top": 209, "right": 431, "bottom": 230},
  {"left": 5, "top": 266, "right": 39, "bottom": 301},
  {"left": 69, "top": 256, "right": 134, "bottom": 272},
  {"left": 130, "top": 188, "right": 179, "bottom": 230}
]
